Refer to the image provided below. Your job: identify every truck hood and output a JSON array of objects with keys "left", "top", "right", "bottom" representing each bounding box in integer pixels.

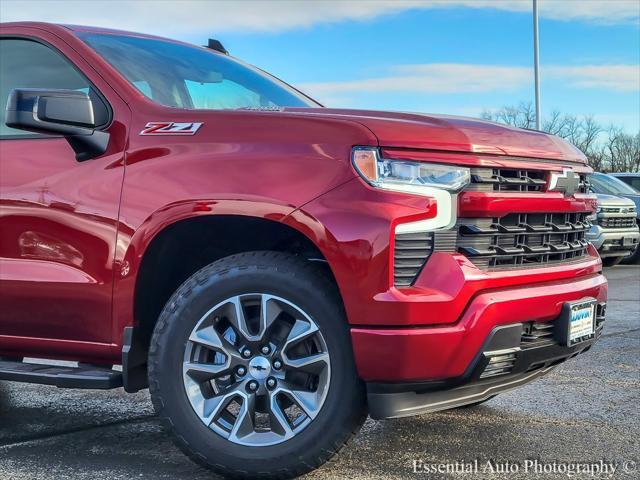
[
  {"left": 285, "top": 107, "right": 587, "bottom": 163},
  {"left": 595, "top": 193, "right": 637, "bottom": 208}
]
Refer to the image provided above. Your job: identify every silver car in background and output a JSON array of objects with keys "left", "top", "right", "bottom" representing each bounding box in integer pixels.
[{"left": 589, "top": 173, "right": 640, "bottom": 264}]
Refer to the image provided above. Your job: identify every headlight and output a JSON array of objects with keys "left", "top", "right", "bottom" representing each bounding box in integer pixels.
[
  {"left": 352, "top": 147, "right": 467, "bottom": 232},
  {"left": 352, "top": 147, "right": 470, "bottom": 194}
]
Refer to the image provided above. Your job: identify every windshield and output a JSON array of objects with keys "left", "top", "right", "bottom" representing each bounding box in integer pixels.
[
  {"left": 590, "top": 173, "right": 640, "bottom": 195},
  {"left": 613, "top": 175, "right": 640, "bottom": 192},
  {"left": 78, "top": 33, "right": 318, "bottom": 110}
]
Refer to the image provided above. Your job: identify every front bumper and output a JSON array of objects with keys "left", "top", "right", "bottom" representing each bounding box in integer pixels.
[
  {"left": 586, "top": 224, "right": 639, "bottom": 256},
  {"left": 367, "top": 303, "right": 605, "bottom": 419},
  {"left": 351, "top": 269, "right": 607, "bottom": 382},
  {"left": 294, "top": 171, "right": 609, "bottom": 413}
]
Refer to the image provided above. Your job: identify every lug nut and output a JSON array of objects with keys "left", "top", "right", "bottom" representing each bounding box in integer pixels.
[
  {"left": 261, "top": 345, "right": 271, "bottom": 355},
  {"left": 247, "top": 380, "right": 259, "bottom": 392},
  {"left": 242, "top": 349, "right": 252, "bottom": 358},
  {"left": 266, "top": 377, "right": 277, "bottom": 389},
  {"left": 236, "top": 366, "right": 246, "bottom": 376},
  {"left": 273, "top": 360, "right": 282, "bottom": 370}
]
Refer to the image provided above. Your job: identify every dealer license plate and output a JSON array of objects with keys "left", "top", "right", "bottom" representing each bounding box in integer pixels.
[{"left": 566, "top": 300, "right": 596, "bottom": 346}]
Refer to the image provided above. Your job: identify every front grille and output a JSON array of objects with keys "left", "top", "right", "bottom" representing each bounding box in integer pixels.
[
  {"left": 468, "top": 167, "right": 590, "bottom": 193},
  {"left": 393, "top": 231, "right": 433, "bottom": 286},
  {"left": 397, "top": 211, "right": 592, "bottom": 285},
  {"left": 600, "top": 206, "right": 636, "bottom": 214},
  {"left": 479, "top": 303, "right": 605, "bottom": 379},
  {"left": 469, "top": 168, "right": 546, "bottom": 192},
  {"left": 520, "top": 302, "right": 606, "bottom": 350},
  {"left": 452, "top": 212, "right": 591, "bottom": 269},
  {"left": 521, "top": 322, "right": 555, "bottom": 348},
  {"left": 600, "top": 217, "right": 637, "bottom": 229},
  {"left": 393, "top": 163, "right": 595, "bottom": 285}
]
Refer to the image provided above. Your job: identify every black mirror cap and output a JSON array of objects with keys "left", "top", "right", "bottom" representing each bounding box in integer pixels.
[{"left": 5, "top": 88, "right": 109, "bottom": 161}]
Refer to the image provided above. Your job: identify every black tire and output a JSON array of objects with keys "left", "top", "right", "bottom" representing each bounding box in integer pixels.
[
  {"left": 148, "top": 251, "right": 367, "bottom": 479},
  {"left": 602, "top": 256, "right": 624, "bottom": 267},
  {"left": 621, "top": 244, "right": 640, "bottom": 265}
]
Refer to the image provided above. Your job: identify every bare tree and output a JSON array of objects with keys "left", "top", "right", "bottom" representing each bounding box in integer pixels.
[
  {"left": 604, "top": 127, "right": 640, "bottom": 173},
  {"left": 481, "top": 103, "right": 639, "bottom": 172},
  {"left": 542, "top": 110, "right": 565, "bottom": 136},
  {"left": 482, "top": 102, "right": 536, "bottom": 129},
  {"left": 579, "top": 116, "right": 602, "bottom": 154}
]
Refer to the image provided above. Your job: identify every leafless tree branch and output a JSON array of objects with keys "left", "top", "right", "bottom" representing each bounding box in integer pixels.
[{"left": 481, "top": 104, "right": 639, "bottom": 172}]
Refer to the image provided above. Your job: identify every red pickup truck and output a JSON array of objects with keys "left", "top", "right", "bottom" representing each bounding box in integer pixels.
[{"left": 0, "top": 22, "right": 607, "bottom": 479}]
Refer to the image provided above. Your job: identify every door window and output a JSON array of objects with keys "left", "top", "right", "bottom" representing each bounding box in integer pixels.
[{"left": 0, "top": 38, "right": 109, "bottom": 138}]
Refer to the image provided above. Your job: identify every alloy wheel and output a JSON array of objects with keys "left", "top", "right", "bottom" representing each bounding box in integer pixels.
[{"left": 183, "top": 293, "right": 331, "bottom": 446}]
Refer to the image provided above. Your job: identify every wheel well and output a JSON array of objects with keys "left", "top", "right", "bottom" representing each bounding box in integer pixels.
[{"left": 134, "top": 215, "right": 337, "bottom": 349}]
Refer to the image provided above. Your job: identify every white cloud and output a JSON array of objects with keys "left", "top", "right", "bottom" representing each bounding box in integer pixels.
[
  {"left": 547, "top": 65, "right": 640, "bottom": 92},
  {"left": 299, "top": 63, "right": 640, "bottom": 100},
  {"left": 301, "top": 64, "right": 532, "bottom": 96},
  {"left": 0, "top": 0, "right": 638, "bottom": 35}
]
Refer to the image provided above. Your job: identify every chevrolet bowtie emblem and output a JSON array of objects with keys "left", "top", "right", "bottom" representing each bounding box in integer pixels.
[{"left": 549, "top": 168, "right": 581, "bottom": 196}]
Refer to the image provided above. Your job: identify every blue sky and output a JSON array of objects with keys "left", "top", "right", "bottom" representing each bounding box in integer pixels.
[{"left": 3, "top": 0, "right": 639, "bottom": 131}]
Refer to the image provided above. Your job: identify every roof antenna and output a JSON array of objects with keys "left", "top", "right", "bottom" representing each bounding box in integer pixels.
[{"left": 206, "top": 39, "right": 228, "bottom": 55}]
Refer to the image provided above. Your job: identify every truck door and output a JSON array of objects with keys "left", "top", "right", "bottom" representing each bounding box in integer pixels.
[{"left": 0, "top": 28, "right": 129, "bottom": 358}]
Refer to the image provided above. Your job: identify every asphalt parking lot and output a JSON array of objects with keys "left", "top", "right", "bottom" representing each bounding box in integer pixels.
[{"left": 1, "top": 266, "right": 638, "bottom": 479}]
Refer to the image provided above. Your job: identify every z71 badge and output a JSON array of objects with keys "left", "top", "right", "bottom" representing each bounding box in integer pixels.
[{"left": 140, "top": 122, "right": 203, "bottom": 136}]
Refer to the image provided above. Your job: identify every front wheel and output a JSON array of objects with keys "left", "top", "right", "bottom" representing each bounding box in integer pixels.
[
  {"left": 148, "top": 251, "right": 366, "bottom": 479},
  {"left": 621, "top": 244, "right": 640, "bottom": 265}
]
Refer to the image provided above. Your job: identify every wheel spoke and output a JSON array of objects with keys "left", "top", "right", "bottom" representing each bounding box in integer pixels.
[
  {"left": 282, "top": 351, "right": 329, "bottom": 374},
  {"left": 225, "top": 296, "right": 257, "bottom": 342},
  {"left": 258, "top": 295, "right": 282, "bottom": 340},
  {"left": 228, "top": 394, "right": 256, "bottom": 442},
  {"left": 282, "top": 319, "right": 319, "bottom": 351},
  {"left": 183, "top": 361, "right": 231, "bottom": 380},
  {"left": 279, "top": 385, "right": 322, "bottom": 420},
  {"left": 202, "top": 391, "right": 242, "bottom": 425},
  {"left": 268, "top": 392, "right": 294, "bottom": 437},
  {"left": 189, "top": 325, "right": 225, "bottom": 351},
  {"left": 189, "top": 320, "right": 244, "bottom": 362}
]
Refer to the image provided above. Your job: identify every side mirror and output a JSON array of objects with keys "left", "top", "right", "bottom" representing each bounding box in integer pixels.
[{"left": 5, "top": 88, "right": 110, "bottom": 161}]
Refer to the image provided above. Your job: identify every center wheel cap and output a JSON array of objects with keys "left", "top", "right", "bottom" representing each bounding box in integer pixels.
[{"left": 248, "top": 356, "right": 271, "bottom": 380}]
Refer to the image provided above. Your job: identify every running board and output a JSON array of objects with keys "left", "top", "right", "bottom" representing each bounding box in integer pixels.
[{"left": 0, "top": 360, "right": 123, "bottom": 389}]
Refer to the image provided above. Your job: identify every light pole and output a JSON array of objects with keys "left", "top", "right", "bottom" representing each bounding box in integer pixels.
[{"left": 533, "top": 0, "right": 541, "bottom": 129}]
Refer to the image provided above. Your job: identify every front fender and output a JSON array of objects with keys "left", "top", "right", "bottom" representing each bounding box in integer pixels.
[{"left": 282, "top": 178, "right": 436, "bottom": 327}]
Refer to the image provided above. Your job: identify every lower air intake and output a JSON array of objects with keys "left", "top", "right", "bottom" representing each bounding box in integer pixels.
[{"left": 480, "top": 349, "right": 518, "bottom": 379}]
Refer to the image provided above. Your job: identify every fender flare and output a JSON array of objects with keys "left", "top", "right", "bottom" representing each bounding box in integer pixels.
[{"left": 111, "top": 197, "right": 335, "bottom": 349}]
